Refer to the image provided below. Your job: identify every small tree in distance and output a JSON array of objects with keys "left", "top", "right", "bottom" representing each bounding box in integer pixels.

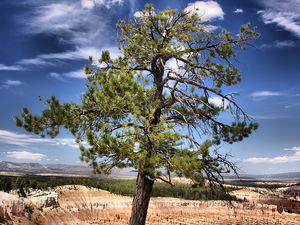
[{"left": 15, "top": 4, "right": 259, "bottom": 225}]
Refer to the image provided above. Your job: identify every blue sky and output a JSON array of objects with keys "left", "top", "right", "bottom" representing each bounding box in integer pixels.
[{"left": 0, "top": 0, "right": 300, "bottom": 175}]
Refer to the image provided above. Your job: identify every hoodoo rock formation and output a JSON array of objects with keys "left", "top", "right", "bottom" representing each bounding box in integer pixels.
[{"left": 1, "top": 185, "right": 300, "bottom": 224}]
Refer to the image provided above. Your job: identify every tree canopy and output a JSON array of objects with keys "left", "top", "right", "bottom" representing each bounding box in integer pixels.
[
  {"left": 15, "top": 4, "right": 259, "bottom": 186},
  {"left": 15, "top": 4, "right": 259, "bottom": 224}
]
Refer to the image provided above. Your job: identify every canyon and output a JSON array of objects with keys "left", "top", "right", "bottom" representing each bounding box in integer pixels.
[{"left": 1, "top": 185, "right": 300, "bottom": 225}]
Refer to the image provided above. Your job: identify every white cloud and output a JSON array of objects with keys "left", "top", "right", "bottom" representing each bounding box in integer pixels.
[
  {"left": 257, "top": 0, "right": 300, "bottom": 38},
  {"left": 184, "top": 1, "right": 224, "bottom": 22},
  {"left": 81, "top": 0, "right": 123, "bottom": 9},
  {"left": 0, "top": 64, "right": 23, "bottom": 71},
  {"left": 81, "top": 0, "right": 95, "bottom": 9},
  {"left": 49, "top": 72, "right": 61, "bottom": 79},
  {"left": 54, "top": 138, "right": 81, "bottom": 149},
  {"left": 250, "top": 90, "right": 283, "bottom": 97},
  {"left": 165, "top": 58, "right": 183, "bottom": 74},
  {"left": 244, "top": 157, "right": 270, "bottom": 163},
  {"left": 6, "top": 151, "right": 46, "bottom": 161},
  {"left": 244, "top": 152, "right": 300, "bottom": 164},
  {"left": 233, "top": 8, "right": 243, "bottom": 13},
  {"left": 50, "top": 70, "right": 86, "bottom": 79},
  {"left": 284, "top": 146, "right": 300, "bottom": 151},
  {"left": 163, "top": 58, "right": 184, "bottom": 93},
  {"left": 244, "top": 146, "right": 300, "bottom": 164},
  {"left": 65, "top": 70, "right": 87, "bottom": 79},
  {"left": 208, "top": 96, "right": 229, "bottom": 108},
  {"left": 4, "top": 80, "right": 22, "bottom": 86},
  {"left": 133, "top": 11, "right": 146, "bottom": 18}
]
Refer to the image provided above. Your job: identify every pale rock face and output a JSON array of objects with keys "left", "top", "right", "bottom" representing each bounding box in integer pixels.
[
  {"left": 0, "top": 185, "right": 300, "bottom": 224},
  {"left": 0, "top": 191, "right": 26, "bottom": 218}
]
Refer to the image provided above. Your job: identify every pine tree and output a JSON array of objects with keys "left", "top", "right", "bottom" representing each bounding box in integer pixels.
[{"left": 15, "top": 4, "right": 259, "bottom": 224}]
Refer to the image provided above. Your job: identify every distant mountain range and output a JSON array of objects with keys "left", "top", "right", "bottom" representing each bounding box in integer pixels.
[
  {"left": 0, "top": 161, "right": 300, "bottom": 179},
  {"left": 0, "top": 161, "right": 93, "bottom": 176},
  {"left": 248, "top": 172, "right": 300, "bottom": 179}
]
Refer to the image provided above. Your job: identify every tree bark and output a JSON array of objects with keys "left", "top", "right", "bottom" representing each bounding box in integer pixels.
[
  {"left": 128, "top": 56, "right": 163, "bottom": 225},
  {"left": 129, "top": 171, "right": 155, "bottom": 225}
]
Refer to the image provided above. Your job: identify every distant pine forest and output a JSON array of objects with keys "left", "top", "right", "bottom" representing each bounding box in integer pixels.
[{"left": 0, "top": 175, "right": 236, "bottom": 201}]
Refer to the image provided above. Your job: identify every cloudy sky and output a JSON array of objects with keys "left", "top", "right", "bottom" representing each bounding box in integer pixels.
[{"left": 0, "top": 0, "right": 300, "bottom": 175}]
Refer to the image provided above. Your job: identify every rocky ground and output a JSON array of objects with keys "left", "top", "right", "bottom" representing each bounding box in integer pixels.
[{"left": 1, "top": 185, "right": 300, "bottom": 225}]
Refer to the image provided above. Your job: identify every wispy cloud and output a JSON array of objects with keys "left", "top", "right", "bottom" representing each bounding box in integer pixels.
[
  {"left": 0, "top": 64, "right": 23, "bottom": 71},
  {"left": 0, "top": 129, "right": 53, "bottom": 147},
  {"left": 0, "top": 129, "right": 78, "bottom": 149},
  {"left": 233, "top": 8, "right": 243, "bottom": 14},
  {"left": 0, "top": 80, "right": 23, "bottom": 90},
  {"left": 13, "top": 0, "right": 131, "bottom": 69},
  {"left": 250, "top": 90, "right": 284, "bottom": 100},
  {"left": 257, "top": 0, "right": 300, "bottom": 38},
  {"left": 261, "top": 40, "right": 296, "bottom": 49},
  {"left": 18, "top": 47, "right": 101, "bottom": 66},
  {"left": 16, "top": 46, "right": 123, "bottom": 69},
  {"left": 19, "top": 46, "right": 121, "bottom": 78},
  {"left": 23, "top": 2, "right": 98, "bottom": 46},
  {"left": 251, "top": 115, "right": 287, "bottom": 120},
  {"left": 50, "top": 69, "right": 86, "bottom": 80},
  {"left": 185, "top": 1, "right": 224, "bottom": 22},
  {"left": 21, "top": 1, "right": 125, "bottom": 47},
  {"left": 6, "top": 151, "right": 46, "bottom": 161}
]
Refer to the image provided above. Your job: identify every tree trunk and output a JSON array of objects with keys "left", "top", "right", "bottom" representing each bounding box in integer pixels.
[{"left": 129, "top": 171, "right": 155, "bottom": 225}]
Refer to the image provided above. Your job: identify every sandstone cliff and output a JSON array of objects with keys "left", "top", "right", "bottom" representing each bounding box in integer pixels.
[{"left": 1, "top": 185, "right": 300, "bottom": 225}]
